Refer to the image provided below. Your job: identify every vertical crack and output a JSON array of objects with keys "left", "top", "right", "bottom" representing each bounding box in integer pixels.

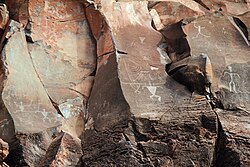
[
  {"left": 27, "top": 50, "right": 64, "bottom": 118},
  {"left": 211, "top": 107, "right": 241, "bottom": 167},
  {"left": 82, "top": 2, "right": 102, "bottom": 124}
]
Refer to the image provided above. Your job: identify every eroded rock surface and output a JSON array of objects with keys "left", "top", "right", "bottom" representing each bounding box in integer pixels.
[
  {"left": 0, "top": 0, "right": 250, "bottom": 166},
  {"left": 0, "top": 138, "right": 8, "bottom": 161},
  {"left": 1, "top": 0, "right": 95, "bottom": 166},
  {"left": 2, "top": 20, "right": 61, "bottom": 133},
  {"left": 39, "top": 132, "right": 82, "bottom": 167}
]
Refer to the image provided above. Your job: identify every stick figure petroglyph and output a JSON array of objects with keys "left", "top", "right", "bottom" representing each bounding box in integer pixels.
[
  {"left": 134, "top": 70, "right": 154, "bottom": 81},
  {"left": 192, "top": 21, "right": 210, "bottom": 39},
  {"left": 129, "top": 83, "right": 142, "bottom": 93},
  {"left": 41, "top": 110, "right": 49, "bottom": 122},
  {"left": 139, "top": 37, "right": 145, "bottom": 44},
  {"left": 143, "top": 83, "right": 163, "bottom": 102},
  {"left": 223, "top": 66, "right": 240, "bottom": 93},
  {"left": 125, "top": 40, "right": 136, "bottom": 52}
]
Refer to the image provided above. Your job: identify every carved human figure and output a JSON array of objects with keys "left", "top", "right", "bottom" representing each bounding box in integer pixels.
[
  {"left": 192, "top": 21, "right": 210, "bottom": 39},
  {"left": 143, "top": 83, "right": 162, "bottom": 102},
  {"left": 224, "top": 66, "right": 240, "bottom": 93}
]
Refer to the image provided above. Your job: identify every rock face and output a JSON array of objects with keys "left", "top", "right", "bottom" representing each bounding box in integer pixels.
[
  {"left": 0, "top": 136, "right": 9, "bottom": 167},
  {"left": 2, "top": 20, "right": 61, "bottom": 133},
  {"left": 0, "top": 0, "right": 250, "bottom": 166}
]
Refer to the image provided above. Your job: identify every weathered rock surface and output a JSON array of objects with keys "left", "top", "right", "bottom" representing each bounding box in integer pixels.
[
  {"left": 182, "top": 3, "right": 250, "bottom": 165},
  {"left": 2, "top": 20, "right": 61, "bottom": 133},
  {"left": 39, "top": 132, "right": 82, "bottom": 167},
  {"left": 0, "top": 4, "right": 8, "bottom": 32},
  {"left": 2, "top": 0, "right": 93, "bottom": 166},
  {"left": 0, "top": 0, "right": 250, "bottom": 166},
  {"left": 27, "top": 0, "right": 96, "bottom": 108},
  {"left": 81, "top": 1, "right": 218, "bottom": 167},
  {"left": 0, "top": 138, "right": 8, "bottom": 161}
]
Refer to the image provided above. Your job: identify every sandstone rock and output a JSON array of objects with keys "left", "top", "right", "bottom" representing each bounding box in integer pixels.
[
  {"left": 0, "top": 138, "right": 8, "bottom": 161},
  {"left": 10, "top": 126, "right": 60, "bottom": 166},
  {"left": 81, "top": 1, "right": 218, "bottom": 166},
  {"left": 39, "top": 132, "right": 82, "bottom": 167},
  {"left": 1, "top": 0, "right": 250, "bottom": 166},
  {"left": 2, "top": 20, "right": 62, "bottom": 133},
  {"left": 60, "top": 106, "right": 85, "bottom": 138},
  {"left": 0, "top": 4, "right": 8, "bottom": 30},
  {"left": 5, "top": 0, "right": 28, "bottom": 26},
  {"left": 27, "top": 0, "right": 96, "bottom": 106},
  {"left": 23, "top": 2, "right": 96, "bottom": 135},
  {"left": 0, "top": 54, "right": 15, "bottom": 149},
  {"left": 178, "top": 4, "right": 250, "bottom": 166},
  {"left": 85, "top": 4, "right": 114, "bottom": 69},
  {"left": 149, "top": 1, "right": 205, "bottom": 26}
]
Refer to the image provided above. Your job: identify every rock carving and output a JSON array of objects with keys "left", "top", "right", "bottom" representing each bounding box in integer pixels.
[
  {"left": 223, "top": 66, "right": 240, "bottom": 93},
  {"left": 192, "top": 21, "right": 210, "bottom": 39}
]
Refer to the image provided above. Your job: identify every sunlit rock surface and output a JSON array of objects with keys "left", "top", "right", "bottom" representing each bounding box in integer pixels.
[
  {"left": 2, "top": 20, "right": 61, "bottom": 133},
  {"left": 0, "top": 0, "right": 250, "bottom": 166}
]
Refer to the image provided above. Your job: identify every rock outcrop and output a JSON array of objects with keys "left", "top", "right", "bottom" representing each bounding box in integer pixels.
[{"left": 0, "top": 0, "right": 249, "bottom": 166}]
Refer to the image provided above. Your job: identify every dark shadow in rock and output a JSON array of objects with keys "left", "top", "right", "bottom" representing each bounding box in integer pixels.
[
  {"left": 5, "top": 134, "right": 28, "bottom": 167},
  {"left": 85, "top": 53, "right": 131, "bottom": 131},
  {"left": 233, "top": 17, "right": 249, "bottom": 42},
  {"left": 159, "top": 20, "right": 191, "bottom": 63},
  {"left": 163, "top": 75, "right": 191, "bottom": 97},
  {"left": 193, "top": 0, "right": 210, "bottom": 10},
  {"left": 215, "top": 122, "right": 241, "bottom": 167},
  {"left": 38, "top": 132, "right": 64, "bottom": 167},
  {"left": 166, "top": 56, "right": 210, "bottom": 95},
  {"left": 201, "top": 114, "right": 217, "bottom": 133}
]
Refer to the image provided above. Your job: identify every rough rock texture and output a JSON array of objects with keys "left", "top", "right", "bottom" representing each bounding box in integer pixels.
[
  {"left": 39, "top": 132, "right": 82, "bottom": 167},
  {"left": 0, "top": 0, "right": 250, "bottom": 166},
  {"left": 2, "top": 0, "right": 94, "bottom": 166},
  {"left": 0, "top": 138, "right": 8, "bottom": 161},
  {"left": 2, "top": 20, "right": 61, "bottom": 133},
  {"left": 81, "top": 1, "right": 218, "bottom": 167}
]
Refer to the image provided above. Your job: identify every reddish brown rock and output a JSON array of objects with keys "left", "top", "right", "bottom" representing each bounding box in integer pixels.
[
  {"left": 0, "top": 138, "right": 8, "bottom": 161},
  {"left": 85, "top": 4, "right": 114, "bottom": 69},
  {"left": 27, "top": 0, "right": 96, "bottom": 105},
  {"left": 23, "top": 2, "right": 97, "bottom": 130},
  {"left": 178, "top": 4, "right": 250, "bottom": 166},
  {"left": 5, "top": 0, "right": 28, "bottom": 26},
  {"left": 1, "top": 0, "right": 250, "bottom": 166},
  {"left": 81, "top": 1, "right": 217, "bottom": 166},
  {"left": 2, "top": 20, "right": 61, "bottom": 133},
  {"left": 149, "top": 1, "right": 205, "bottom": 26},
  {"left": 39, "top": 132, "right": 82, "bottom": 167},
  {"left": 0, "top": 4, "right": 9, "bottom": 30}
]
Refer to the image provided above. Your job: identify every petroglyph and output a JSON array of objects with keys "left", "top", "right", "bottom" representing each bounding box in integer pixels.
[
  {"left": 143, "top": 83, "right": 163, "bottom": 102},
  {"left": 150, "top": 66, "right": 159, "bottom": 70},
  {"left": 139, "top": 37, "right": 145, "bottom": 43},
  {"left": 192, "top": 21, "right": 210, "bottom": 39},
  {"left": 41, "top": 110, "right": 49, "bottom": 122},
  {"left": 129, "top": 83, "right": 142, "bottom": 93},
  {"left": 224, "top": 66, "right": 240, "bottom": 93}
]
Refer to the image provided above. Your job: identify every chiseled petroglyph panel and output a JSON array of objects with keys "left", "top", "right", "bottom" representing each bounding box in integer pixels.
[
  {"left": 27, "top": 0, "right": 96, "bottom": 106},
  {"left": 220, "top": 63, "right": 250, "bottom": 109},
  {"left": 100, "top": 1, "right": 210, "bottom": 119},
  {"left": 2, "top": 28, "right": 61, "bottom": 133}
]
